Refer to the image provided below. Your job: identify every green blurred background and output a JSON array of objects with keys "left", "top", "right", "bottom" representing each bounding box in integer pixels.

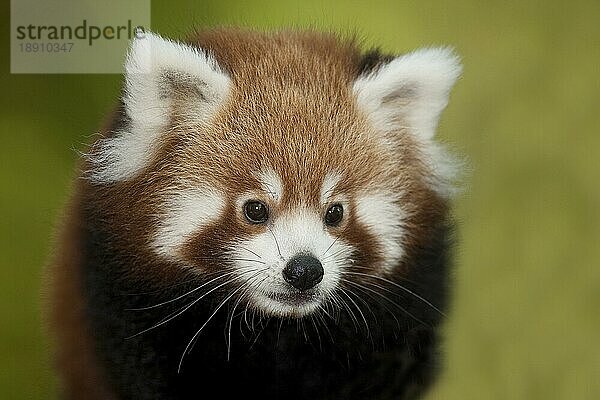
[{"left": 1, "top": 1, "right": 599, "bottom": 399}]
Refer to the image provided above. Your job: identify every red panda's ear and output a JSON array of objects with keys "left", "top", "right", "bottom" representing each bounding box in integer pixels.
[
  {"left": 353, "top": 47, "right": 461, "bottom": 141},
  {"left": 89, "top": 32, "right": 231, "bottom": 184},
  {"left": 123, "top": 31, "right": 230, "bottom": 119}
]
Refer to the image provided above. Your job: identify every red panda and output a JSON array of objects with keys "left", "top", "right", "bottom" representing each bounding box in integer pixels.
[{"left": 48, "top": 28, "right": 462, "bottom": 400}]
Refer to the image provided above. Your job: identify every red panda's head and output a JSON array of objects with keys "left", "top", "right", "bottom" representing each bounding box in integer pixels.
[{"left": 86, "top": 30, "right": 461, "bottom": 318}]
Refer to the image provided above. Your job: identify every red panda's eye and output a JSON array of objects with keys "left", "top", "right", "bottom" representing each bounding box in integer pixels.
[
  {"left": 244, "top": 200, "right": 269, "bottom": 224},
  {"left": 325, "top": 204, "right": 344, "bottom": 226}
]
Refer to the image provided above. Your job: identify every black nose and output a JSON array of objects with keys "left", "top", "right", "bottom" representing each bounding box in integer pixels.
[{"left": 283, "top": 254, "right": 324, "bottom": 291}]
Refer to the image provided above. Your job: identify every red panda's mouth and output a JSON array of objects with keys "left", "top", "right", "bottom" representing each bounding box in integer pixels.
[{"left": 264, "top": 289, "right": 319, "bottom": 306}]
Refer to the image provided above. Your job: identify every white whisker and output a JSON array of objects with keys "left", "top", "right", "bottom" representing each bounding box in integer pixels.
[
  {"left": 177, "top": 273, "right": 262, "bottom": 373},
  {"left": 344, "top": 271, "right": 446, "bottom": 317}
]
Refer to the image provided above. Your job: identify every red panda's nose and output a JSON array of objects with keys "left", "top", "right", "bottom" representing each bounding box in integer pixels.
[{"left": 283, "top": 254, "right": 324, "bottom": 291}]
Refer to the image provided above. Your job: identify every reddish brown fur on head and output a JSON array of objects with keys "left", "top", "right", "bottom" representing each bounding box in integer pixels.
[{"left": 84, "top": 28, "right": 461, "bottom": 317}]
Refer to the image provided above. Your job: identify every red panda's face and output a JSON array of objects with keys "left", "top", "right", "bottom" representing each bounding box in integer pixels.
[
  {"left": 88, "top": 31, "right": 460, "bottom": 318},
  {"left": 153, "top": 100, "right": 406, "bottom": 318}
]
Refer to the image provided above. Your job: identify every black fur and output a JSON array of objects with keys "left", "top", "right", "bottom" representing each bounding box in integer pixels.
[
  {"left": 358, "top": 49, "right": 395, "bottom": 76},
  {"left": 82, "top": 201, "right": 452, "bottom": 400}
]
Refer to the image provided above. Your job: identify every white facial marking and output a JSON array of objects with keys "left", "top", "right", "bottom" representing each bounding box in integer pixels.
[
  {"left": 89, "top": 32, "right": 231, "bottom": 183},
  {"left": 353, "top": 47, "right": 462, "bottom": 196},
  {"left": 232, "top": 209, "right": 352, "bottom": 318},
  {"left": 421, "top": 141, "right": 464, "bottom": 198},
  {"left": 154, "top": 186, "right": 225, "bottom": 261},
  {"left": 257, "top": 169, "right": 283, "bottom": 201},
  {"left": 355, "top": 192, "right": 406, "bottom": 274},
  {"left": 320, "top": 172, "right": 342, "bottom": 204}
]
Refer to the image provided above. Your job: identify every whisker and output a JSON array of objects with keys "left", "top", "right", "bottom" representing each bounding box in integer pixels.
[
  {"left": 177, "top": 282, "right": 252, "bottom": 373},
  {"left": 194, "top": 256, "right": 267, "bottom": 265},
  {"left": 321, "top": 247, "right": 347, "bottom": 263},
  {"left": 126, "top": 271, "right": 238, "bottom": 311},
  {"left": 314, "top": 306, "right": 335, "bottom": 344},
  {"left": 276, "top": 319, "right": 284, "bottom": 347},
  {"left": 237, "top": 246, "right": 263, "bottom": 260},
  {"left": 267, "top": 225, "right": 283, "bottom": 259},
  {"left": 346, "top": 284, "right": 379, "bottom": 327},
  {"left": 126, "top": 268, "right": 265, "bottom": 339},
  {"left": 343, "top": 271, "right": 446, "bottom": 317},
  {"left": 248, "top": 310, "right": 270, "bottom": 350},
  {"left": 226, "top": 296, "right": 244, "bottom": 360},
  {"left": 226, "top": 274, "right": 267, "bottom": 360},
  {"left": 321, "top": 236, "right": 340, "bottom": 259},
  {"left": 338, "top": 287, "right": 371, "bottom": 339},
  {"left": 120, "top": 276, "right": 202, "bottom": 296},
  {"left": 318, "top": 301, "right": 336, "bottom": 321},
  {"left": 126, "top": 278, "right": 234, "bottom": 339},
  {"left": 309, "top": 315, "right": 323, "bottom": 350},
  {"left": 300, "top": 318, "right": 309, "bottom": 342},
  {"left": 250, "top": 308, "right": 257, "bottom": 334},
  {"left": 243, "top": 305, "right": 251, "bottom": 334},
  {"left": 321, "top": 225, "right": 348, "bottom": 259},
  {"left": 342, "top": 287, "right": 378, "bottom": 348},
  {"left": 340, "top": 278, "right": 404, "bottom": 331},
  {"left": 330, "top": 291, "right": 359, "bottom": 332},
  {"left": 327, "top": 297, "right": 343, "bottom": 322},
  {"left": 346, "top": 265, "right": 419, "bottom": 285}
]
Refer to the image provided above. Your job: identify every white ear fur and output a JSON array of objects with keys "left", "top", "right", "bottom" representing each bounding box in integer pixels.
[
  {"left": 353, "top": 47, "right": 462, "bottom": 196},
  {"left": 89, "top": 32, "right": 231, "bottom": 183},
  {"left": 353, "top": 47, "right": 461, "bottom": 140}
]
